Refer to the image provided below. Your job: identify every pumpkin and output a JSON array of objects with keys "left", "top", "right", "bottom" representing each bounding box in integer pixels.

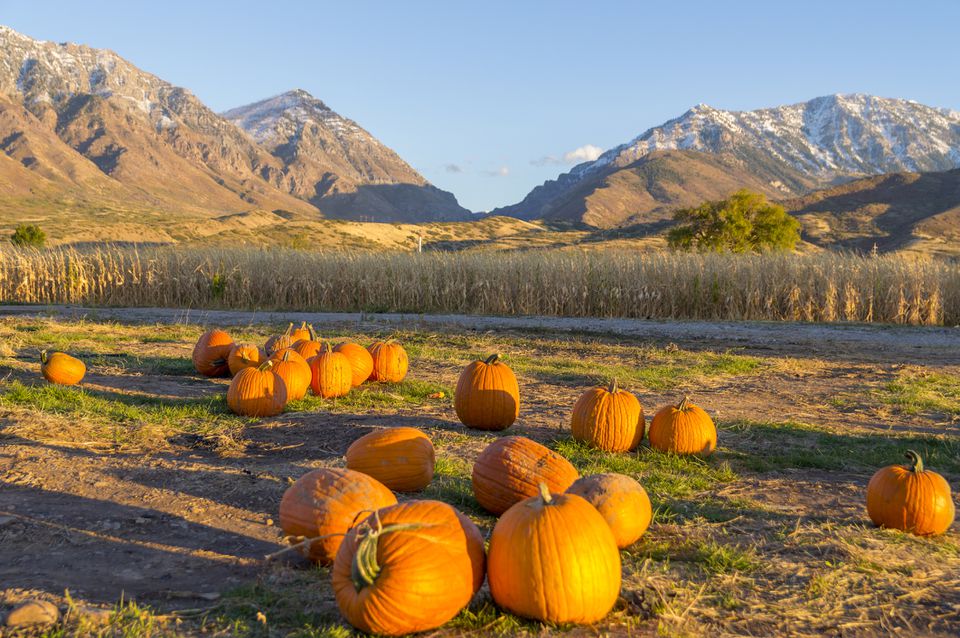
[
  {"left": 472, "top": 436, "right": 579, "bottom": 515},
  {"left": 455, "top": 510, "right": 487, "bottom": 593},
  {"left": 39, "top": 350, "right": 85, "bottom": 385},
  {"left": 866, "top": 450, "right": 955, "bottom": 536},
  {"left": 289, "top": 321, "right": 312, "bottom": 343},
  {"left": 226, "top": 360, "right": 286, "bottom": 417},
  {"left": 649, "top": 396, "right": 717, "bottom": 456},
  {"left": 454, "top": 354, "right": 520, "bottom": 431},
  {"left": 310, "top": 347, "right": 353, "bottom": 398},
  {"left": 488, "top": 483, "right": 621, "bottom": 624},
  {"left": 192, "top": 329, "right": 234, "bottom": 377},
  {"left": 345, "top": 427, "right": 435, "bottom": 492},
  {"left": 367, "top": 340, "right": 408, "bottom": 383},
  {"left": 334, "top": 342, "right": 375, "bottom": 386},
  {"left": 567, "top": 473, "right": 652, "bottom": 548},
  {"left": 570, "top": 379, "right": 645, "bottom": 452},
  {"left": 264, "top": 322, "right": 295, "bottom": 355},
  {"left": 278, "top": 468, "right": 397, "bottom": 564},
  {"left": 270, "top": 349, "right": 312, "bottom": 401},
  {"left": 227, "top": 343, "right": 263, "bottom": 377},
  {"left": 292, "top": 324, "right": 325, "bottom": 360},
  {"left": 332, "top": 500, "right": 482, "bottom": 636}
]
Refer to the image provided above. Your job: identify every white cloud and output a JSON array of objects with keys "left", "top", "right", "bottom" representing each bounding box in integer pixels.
[
  {"left": 483, "top": 165, "right": 510, "bottom": 177},
  {"left": 532, "top": 144, "right": 604, "bottom": 166}
]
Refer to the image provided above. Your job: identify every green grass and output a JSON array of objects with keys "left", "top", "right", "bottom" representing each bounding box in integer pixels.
[
  {"left": 880, "top": 370, "right": 960, "bottom": 418},
  {"left": 286, "top": 379, "right": 453, "bottom": 412}
]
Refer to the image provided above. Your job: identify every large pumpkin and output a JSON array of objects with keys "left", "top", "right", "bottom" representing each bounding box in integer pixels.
[
  {"left": 226, "top": 360, "right": 286, "bottom": 417},
  {"left": 227, "top": 343, "right": 263, "bottom": 377},
  {"left": 310, "top": 348, "right": 353, "bottom": 398},
  {"left": 567, "top": 473, "right": 652, "bottom": 548},
  {"left": 472, "top": 436, "right": 579, "bottom": 515},
  {"left": 367, "top": 340, "right": 408, "bottom": 383},
  {"left": 454, "top": 354, "right": 520, "bottom": 431},
  {"left": 192, "top": 329, "right": 234, "bottom": 377},
  {"left": 345, "top": 427, "right": 435, "bottom": 492},
  {"left": 570, "top": 379, "right": 644, "bottom": 452},
  {"left": 332, "top": 500, "right": 482, "bottom": 636},
  {"left": 278, "top": 468, "right": 397, "bottom": 564},
  {"left": 264, "top": 323, "right": 295, "bottom": 356},
  {"left": 334, "top": 342, "right": 375, "bottom": 386},
  {"left": 866, "top": 450, "right": 955, "bottom": 536},
  {"left": 40, "top": 350, "right": 85, "bottom": 385},
  {"left": 488, "top": 483, "right": 621, "bottom": 624},
  {"left": 270, "top": 349, "right": 312, "bottom": 401},
  {"left": 648, "top": 396, "right": 717, "bottom": 456}
]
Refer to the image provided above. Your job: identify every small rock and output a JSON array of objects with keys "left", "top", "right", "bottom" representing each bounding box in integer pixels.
[
  {"left": 0, "top": 515, "right": 16, "bottom": 528},
  {"left": 5, "top": 600, "right": 60, "bottom": 627},
  {"left": 76, "top": 605, "right": 112, "bottom": 625},
  {"left": 134, "top": 517, "right": 150, "bottom": 525}
]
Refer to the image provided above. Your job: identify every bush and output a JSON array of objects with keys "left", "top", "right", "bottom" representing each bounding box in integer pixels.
[
  {"left": 667, "top": 190, "right": 800, "bottom": 253},
  {"left": 10, "top": 224, "right": 46, "bottom": 249}
]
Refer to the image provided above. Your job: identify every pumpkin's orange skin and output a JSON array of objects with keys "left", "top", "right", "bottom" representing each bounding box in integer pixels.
[
  {"left": 472, "top": 436, "right": 579, "bottom": 515},
  {"left": 332, "top": 500, "right": 481, "bottom": 636},
  {"left": 454, "top": 354, "right": 520, "bottom": 431},
  {"left": 488, "top": 486, "right": 621, "bottom": 624},
  {"left": 192, "top": 329, "right": 234, "bottom": 377},
  {"left": 226, "top": 361, "right": 286, "bottom": 417},
  {"left": 367, "top": 341, "right": 408, "bottom": 383},
  {"left": 346, "top": 427, "right": 435, "bottom": 492},
  {"left": 289, "top": 322, "right": 312, "bottom": 343},
  {"left": 270, "top": 349, "right": 312, "bottom": 401},
  {"left": 40, "top": 351, "right": 85, "bottom": 385},
  {"left": 279, "top": 468, "right": 397, "bottom": 564},
  {"left": 334, "top": 342, "right": 375, "bottom": 386},
  {"left": 567, "top": 473, "right": 652, "bottom": 548},
  {"left": 310, "top": 350, "right": 353, "bottom": 398},
  {"left": 227, "top": 343, "right": 263, "bottom": 377},
  {"left": 571, "top": 381, "right": 644, "bottom": 452},
  {"left": 866, "top": 451, "right": 955, "bottom": 536},
  {"left": 293, "top": 339, "right": 326, "bottom": 361},
  {"left": 649, "top": 397, "right": 716, "bottom": 456},
  {"left": 455, "top": 510, "right": 487, "bottom": 593},
  {"left": 264, "top": 323, "right": 296, "bottom": 356}
]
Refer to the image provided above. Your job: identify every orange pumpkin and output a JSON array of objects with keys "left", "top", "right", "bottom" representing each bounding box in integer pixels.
[
  {"left": 40, "top": 350, "right": 85, "bottom": 385},
  {"left": 454, "top": 354, "right": 520, "bottom": 431},
  {"left": 264, "top": 322, "right": 295, "bottom": 355},
  {"left": 270, "top": 349, "right": 312, "bottom": 401},
  {"left": 278, "top": 468, "right": 397, "bottom": 564},
  {"left": 227, "top": 343, "right": 263, "bottom": 377},
  {"left": 367, "top": 340, "right": 408, "bottom": 383},
  {"left": 192, "top": 329, "right": 234, "bottom": 377},
  {"left": 455, "top": 510, "right": 487, "bottom": 593},
  {"left": 866, "top": 450, "right": 955, "bottom": 536},
  {"left": 309, "top": 347, "right": 353, "bottom": 398},
  {"left": 345, "top": 427, "right": 435, "bottom": 492},
  {"left": 472, "top": 436, "right": 579, "bottom": 515},
  {"left": 226, "top": 360, "right": 286, "bottom": 417},
  {"left": 567, "top": 473, "right": 652, "bottom": 548},
  {"left": 292, "top": 325, "right": 326, "bottom": 360},
  {"left": 289, "top": 321, "right": 312, "bottom": 343},
  {"left": 332, "top": 500, "right": 481, "bottom": 636},
  {"left": 334, "top": 342, "right": 375, "bottom": 386},
  {"left": 649, "top": 396, "right": 717, "bottom": 456},
  {"left": 488, "top": 483, "right": 621, "bottom": 624},
  {"left": 571, "top": 379, "right": 644, "bottom": 452}
]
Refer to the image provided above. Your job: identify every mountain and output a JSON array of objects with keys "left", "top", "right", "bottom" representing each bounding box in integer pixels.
[{"left": 497, "top": 94, "right": 960, "bottom": 228}]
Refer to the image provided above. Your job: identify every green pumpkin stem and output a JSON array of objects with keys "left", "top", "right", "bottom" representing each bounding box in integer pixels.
[
  {"left": 608, "top": 378, "right": 619, "bottom": 394},
  {"left": 538, "top": 482, "right": 553, "bottom": 505},
  {"left": 905, "top": 450, "right": 924, "bottom": 473},
  {"left": 677, "top": 396, "right": 691, "bottom": 411},
  {"left": 307, "top": 324, "right": 317, "bottom": 342},
  {"left": 484, "top": 353, "right": 500, "bottom": 365},
  {"left": 257, "top": 360, "right": 275, "bottom": 372}
]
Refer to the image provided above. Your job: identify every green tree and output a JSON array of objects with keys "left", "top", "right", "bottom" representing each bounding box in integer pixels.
[
  {"left": 10, "top": 224, "right": 46, "bottom": 249},
  {"left": 667, "top": 189, "right": 800, "bottom": 253}
]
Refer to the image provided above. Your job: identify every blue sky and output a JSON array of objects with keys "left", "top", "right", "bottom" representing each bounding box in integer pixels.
[{"left": 4, "top": 1, "right": 959, "bottom": 211}]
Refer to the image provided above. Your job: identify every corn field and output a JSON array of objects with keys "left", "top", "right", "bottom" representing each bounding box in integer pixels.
[{"left": 1, "top": 247, "right": 957, "bottom": 325}]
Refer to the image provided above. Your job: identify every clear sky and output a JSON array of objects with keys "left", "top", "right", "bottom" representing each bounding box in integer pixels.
[{"left": 4, "top": 0, "right": 959, "bottom": 211}]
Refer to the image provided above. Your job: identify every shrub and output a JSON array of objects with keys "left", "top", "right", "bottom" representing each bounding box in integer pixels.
[
  {"left": 668, "top": 190, "right": 800, "bottom": 253},
  {"left": 10, "top": 224, "right": 46, "bottom": 249}
]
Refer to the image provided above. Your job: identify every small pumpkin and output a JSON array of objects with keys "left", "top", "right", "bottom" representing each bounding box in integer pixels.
[
  {"left": 345, "top": 427, "right": 435, "bottom": 492},
  {"left": 264, "top": 322, "right": 295, "bottom": 355},
  {"left": 332, "top": 500, "right": 482, "bottom": 636},
  {"left": 567, "top": 473, "right": 652, "bottom": 548},
  {"left": 488, "top": 483, "right": 621, "bottom": 624},
  {"left": 454, "top": 354, "right": 520, "bottom": 431},
  {"left": 649, "top": 396, "right": 717, "bottom": 456},
  {"left": 367, "top": 340, "right": 408, "bottom": 383},
  {"left": 192, "top": 329, "right": 234, "bottom": 377},
  {"left": 226, "top": 360, "right": 287, "bottom": 417},
  {"left": 289, "top": 321, "right": 312, "bottom": 343},
  {"left": 334, "top": 342, "right": 375, "bottom": 386},
  {"left": 227, "top": 343, "right": 263, "bottom": 377},
  {"left": 472, "top": 436, "right": 579, "bottom": 515},
  {"left": 270, "top": 349, "right": 312, "bottom": 401},
  {"left": 571, "top": 379, "right": 645, "bottom": 452},
  {"left": 866, "top": 450, "right": 955, "bottom": 536},
  {"left": 310, "top": 346, "right": 353, "bottom": 398},
  {"left": 40, "top": 350, "right": 85, "bottom": 385},
  {"left": 278, "top": 468, "right": 397, "bottom": 564},
  {"left": 292, "top": 324, "right": 325, "bottom": 360}
]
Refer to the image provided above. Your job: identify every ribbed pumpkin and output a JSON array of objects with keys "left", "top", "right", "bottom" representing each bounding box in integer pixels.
[
  {"left": 226, "top": 360, "right": 286, "bottom": 417},
  {"left": 472, "top": 436, "right": 579, "bottom": 515},
  {"left": 571, "top": 379, "right": 644, "bottom": 452},
  {"left": 278, "top": 468, "right": 397, "bottom": 564},
  {"left": 270, "top": 349, "right": 312, "bottom": 401},
  {"left": 567, "top": 473, "right": 652, "bottom": 548},
  {"left": 289, "top": 321, "right": 312, "bottom": 343},
  {"left": 866, "top": 450, "right": 955, "bottom": 536},
  {"left": 367, "top": 340, "right": 408, "bottom": 383},
  {"left": 40, "top": 350, "right": 86, "bottom": 385},
  {"left": 488, "top": 483, "right": 621, "bottom": 624},
  {"left": 345, "top": 427, "right": 435, "bottom": 492},
  {"left": 310, "top": 347, "right": 353, "bottom": 398},
  {"left": 192, "top": 329, "right": 234, "bottom": 377},
  {"left": 455, "top": 510, "right": 487, "bottom": 593},
  {"left": 292, "top": 325, "right": 325, "bottom": 360},
  {"left": 334, "top": 342, "right": 375, "bottom": 386},
  {"left": 649, "top": 396, "right": 717, "bottom": 456},
  {"left": 264, "top": 323, "right": 295, "bottom": 355},
  {"left": 454, "top": 354, "right": 520, "bottom": 431},
  {"left": 227, "top": 343, "right": 263, "bottom": 377},
  {"left": 332, "top": 500, "right": 481, "bottom": 636}
]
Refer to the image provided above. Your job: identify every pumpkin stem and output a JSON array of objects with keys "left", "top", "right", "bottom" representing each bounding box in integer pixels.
[
  {"left": 40, "top": 349, "right": 48, "bottom": 364},
  {"left": 283, "top": 322, "right": 294, "bottom": 336},
  {"left": 607, "top": 378, "right": 619, "bottom": 394},
  {"left": 677, "top": 396, "right": 691, "bottom": 411},
  {"left": 537, "top": 482, "right": 553, "bottom": 505},
  {"left": 307, "top": 324, "right": 317, "bottom": 342},
  {"left": 349, "top": 511, "right": 435, "bottom": 591},
  {"left": 905, "top": 450, "right": 924, "bottom": 473},
  {"left": 257, "top": 360, "right": 275, "bottom": 372},
  {"left": 484, "top": 354, "right": 500, "bottom": 365}
]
